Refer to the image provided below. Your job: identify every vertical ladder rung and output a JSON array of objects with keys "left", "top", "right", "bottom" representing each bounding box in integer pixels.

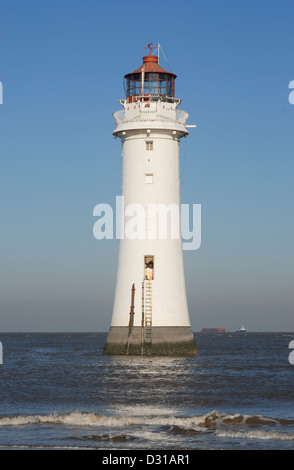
[{"left": 144, "top": 279, "right": 152, "bottom": 342}]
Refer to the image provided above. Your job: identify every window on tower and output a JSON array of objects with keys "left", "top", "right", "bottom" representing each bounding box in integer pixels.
[
  {"left": 145, "top": 173, "right": 153, "bottom": 184},
  {"left": 146, "top": 141, "right": 153, "bottom": 151}
]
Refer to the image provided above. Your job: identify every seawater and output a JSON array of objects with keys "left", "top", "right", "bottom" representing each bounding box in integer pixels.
[{"left": 0, "top": 332, "right": 293, "bottom": 450}]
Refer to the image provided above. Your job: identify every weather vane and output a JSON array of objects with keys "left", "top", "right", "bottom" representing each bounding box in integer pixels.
[{"left": 144, "top": 42, "right": 157, "bottom": 55}]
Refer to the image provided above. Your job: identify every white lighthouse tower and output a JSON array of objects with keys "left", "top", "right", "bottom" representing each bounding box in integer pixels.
[{"left": 103, "top": 45, "right": 198, "bottom": 356}]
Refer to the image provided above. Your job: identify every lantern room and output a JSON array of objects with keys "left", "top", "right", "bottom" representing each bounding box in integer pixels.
[{"left": 125, "top": 51, "right": 177, "bottom": 104}]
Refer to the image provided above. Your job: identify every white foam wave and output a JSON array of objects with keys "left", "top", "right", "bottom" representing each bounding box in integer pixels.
[
  {"left": 0, "top": 410, "right": 289, "bottom": 433},
  {"left": 0, "top": 410, "right": 221, "bottom": 428},
  {"left": 0, "top": 412, "right": 202, "bottom": 428},
  {"left": 216, "top": 429, "right": 294, "bottom": 441}
]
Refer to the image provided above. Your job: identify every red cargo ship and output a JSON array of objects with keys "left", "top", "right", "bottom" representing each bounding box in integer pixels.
[{"left": 201, "top": 328, "right": 226, "bottom": 332}]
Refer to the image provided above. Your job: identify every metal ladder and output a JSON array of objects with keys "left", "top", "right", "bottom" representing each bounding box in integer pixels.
[{"left": 144, "top": 279, "right": 152, "bottom": 342}]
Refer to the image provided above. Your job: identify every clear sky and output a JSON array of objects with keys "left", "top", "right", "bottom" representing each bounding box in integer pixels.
[{"left": 0, "top": 0, "right": 293, "bottom": 332}]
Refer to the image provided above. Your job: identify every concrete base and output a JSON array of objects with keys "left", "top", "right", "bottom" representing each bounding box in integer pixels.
[{"left": 103, "top": 326, "right": 199, "bottom": 356}]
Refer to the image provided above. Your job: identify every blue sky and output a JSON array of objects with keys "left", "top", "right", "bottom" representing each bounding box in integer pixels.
[{"left": 0, "top": 0, "right": 293, "bottom": 331}]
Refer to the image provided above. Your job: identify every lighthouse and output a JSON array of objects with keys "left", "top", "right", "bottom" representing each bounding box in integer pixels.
[{"left": 103, "top": 45, "right": 198, "bottom": 356}]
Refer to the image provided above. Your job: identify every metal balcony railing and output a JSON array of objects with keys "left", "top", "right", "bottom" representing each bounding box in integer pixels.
[{"left": 113, "top": 107, "right": 189, "bottom": 126}]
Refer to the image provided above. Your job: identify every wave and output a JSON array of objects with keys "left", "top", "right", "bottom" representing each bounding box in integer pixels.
[
  {"left": 0, "top": 411, "right": 294, "bottom": 442},
  {"left": 215, "top": 429, "right": 294, "bottom": 441},
  {"left": 0, "top": 410, "right": 292, "bottom": 428}
]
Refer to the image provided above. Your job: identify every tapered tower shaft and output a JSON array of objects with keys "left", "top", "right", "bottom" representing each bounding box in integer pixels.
[{"left": 103, "top": 48, "right": 198, "bottom": 356}]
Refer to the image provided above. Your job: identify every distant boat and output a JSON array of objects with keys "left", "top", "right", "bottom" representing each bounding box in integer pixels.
[
  {"left": 201, "top": 328, "right": 226, "bottom": 332},
  {"left": 236, "top": 324, "right": 246, "bottom": 332}
]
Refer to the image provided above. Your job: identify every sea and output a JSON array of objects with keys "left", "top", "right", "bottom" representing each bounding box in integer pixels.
[{"left": 0, "top": 331, "right": 293, "bottom": 455}]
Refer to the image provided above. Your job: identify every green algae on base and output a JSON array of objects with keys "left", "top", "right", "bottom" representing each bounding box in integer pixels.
[{"left": 103, "top": 339, "right": 198, "bottom": 356}]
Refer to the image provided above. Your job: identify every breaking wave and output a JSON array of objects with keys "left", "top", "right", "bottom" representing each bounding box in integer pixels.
[{"left": 0, "top": 410, "right": 294, "bottom": 443}]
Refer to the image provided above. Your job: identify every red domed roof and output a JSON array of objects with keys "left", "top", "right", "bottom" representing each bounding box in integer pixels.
[{"left": 125, "top": 53, "right": 176, "bottom": 78}]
